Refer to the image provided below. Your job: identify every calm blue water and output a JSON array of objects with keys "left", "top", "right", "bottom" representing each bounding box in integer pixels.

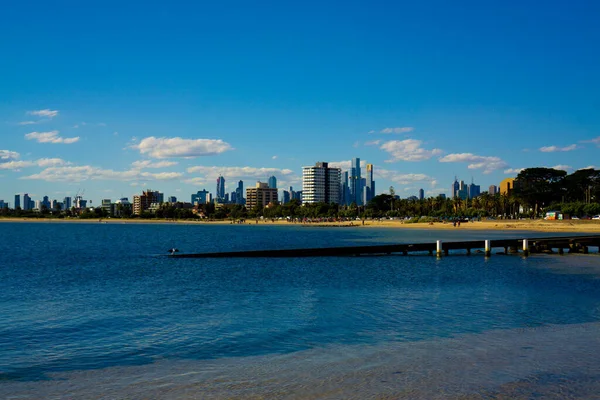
[{"left": 1, "top": 222, "right": 600, "bottom": 398}]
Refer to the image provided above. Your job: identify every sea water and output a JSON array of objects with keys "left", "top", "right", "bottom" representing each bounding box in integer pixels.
[{"left": 1, "top": 222, "right": 600, "bottom": 399}]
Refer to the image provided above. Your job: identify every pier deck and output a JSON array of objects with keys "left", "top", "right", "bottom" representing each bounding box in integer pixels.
[{"left": 169, "top": 235, "right": 600, "bottom": 258}]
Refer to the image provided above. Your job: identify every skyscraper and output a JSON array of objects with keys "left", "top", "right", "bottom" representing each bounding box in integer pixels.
[
  {"left": 23, "top": 193, "right": 31, "bottom": 211},
  {"left": 216, "top": 175, "right": 225, "bottom": 201},
  {"left": 268, "top": 175, "right": 277, "bottom": 189},
  {"left": 302, "top": 162, "right": 341, "bottom": 204},
  {"left": 340, "top": 171, "right": 349, "bottom": 205},
  {"left": 451, "top": 178, "right": 460, "bottom": 199},
  {"left": 365, "top": 163, "right": 375, "bottom": 204},
  {"left": 235, "top": 180, "right": 244, "bottom": 205},
  {"left": 467, "top": 183, "right": 480, "bottom": 199},
  {"left": 488, "top": 185, "right": 498, "bottom": 195},
  {"left": 349, "top": 158, "right": 362, "bottom": 205},
  {"left": 63, "top": 196, "right": 72, "bottom": 211},
  {"left": 419, "top": 188, "right": 424, "bottom": 200},
  {"left": 14, "top": 194, "right": 20, "bottom": 210}
]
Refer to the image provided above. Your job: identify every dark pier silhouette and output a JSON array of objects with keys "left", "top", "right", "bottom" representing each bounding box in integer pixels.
[{"left": 169, "top": 235, "right": 600, "bottom": 258}]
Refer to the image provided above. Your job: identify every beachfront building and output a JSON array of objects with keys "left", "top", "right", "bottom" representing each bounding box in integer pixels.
[
  {"left": 133, "top": 190, "right": 163, "bottom": 215},
  {"left": 115, "top": 198, "right": 132, "bottom": 217},
  {"left": 302, "top": 162, "right": 341, "bottom": 204},
  {"left": 246, "top": 182, "right": 278, "bottom": 209},
  {"left": 101, "top": 199, "right": 115, "bottom": 216}
]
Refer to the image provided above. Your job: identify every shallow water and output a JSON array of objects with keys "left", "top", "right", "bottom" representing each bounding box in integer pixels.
[{"left": 1, "top": 222, "right": 600, "bottom": 398}]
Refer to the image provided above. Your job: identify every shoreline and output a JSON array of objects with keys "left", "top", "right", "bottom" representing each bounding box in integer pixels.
[{"left": 1, "top": 217, "right": 599, "bottom": 233}]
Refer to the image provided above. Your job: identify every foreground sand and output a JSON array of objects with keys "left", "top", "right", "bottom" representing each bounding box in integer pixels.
[{"left": 1, "top": 217, "right": 600, "bottom": 233}]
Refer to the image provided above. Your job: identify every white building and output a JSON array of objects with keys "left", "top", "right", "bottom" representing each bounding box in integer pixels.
[{"left": 302, "top": 162, "right": 341, "bottom": 204}]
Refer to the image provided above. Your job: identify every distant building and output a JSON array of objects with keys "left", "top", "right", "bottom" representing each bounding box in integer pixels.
[
  {"left": 63, "top": 196, "right": 72, "bottom": 211},
  {"left": 101, "top": 199, "right": 114, "bottom": 216},
  {"left": 407, "top": 196, "right": 418, "bottom": 201},
  {"left": 365, "top": 164, "right": 375, "bottom": 204},
  {"left": 246, "top": 182, "right": 278, "bottom": 209},
  {"left": 340, "top": 170, "right": 350, "bottom": 205},
  {"left": 191, "top": 190, "right": 210, "bottom": 205},
  {"left": 235, "top": 180, "right": 244, "bottom": 205},
  {"left": 167, "top": 196, "right": 177, "bottom": 203},
  {"left": 230, "top": 191, "right": 237, "bottom": 204},
  {"left": 115, "top": 198, "right": 132, "bottom": 217},
  {"left": 302, "top": 162, "right": 341, "bottom": 204},
  {"left": 23, "top": 194, "right": 32, "bottom": 211},
  {"left": 349, "top": 158, "right": 362, "bottom": 205},
  {"left": 439, "top": 193, "right": 446, "bottom": 199},
  {"left": 419, "top": 188, "right": 424, "bottom": 201},
  {"left": 268, "top": 176, "right": 277, "bottom": 189},
  {"left": 0, "top": 200, "right": 7, "bottom": 209},
  {"left": 488, "top": 185, "right": 498, "bottom": 195},
  {"left": 499, "top": 178, "right": 517, "bottom": 195},
  {"left": 133, "top": 190, "right": 163, "bottom": 215},
  {"left": 282, "top": 190, "right": 291, "bottom": 204},
  {"left": 293, "top": 190, "right": 303, "bottom": 203},
  {"left": 216, "top": 176, "right": 226, "bottom": 201},
  {"left": 467, "top": 183, "right": 480, "bottom": 199},
  {"left": 14, "top": 194, "right": 20, "bottom": 210}
]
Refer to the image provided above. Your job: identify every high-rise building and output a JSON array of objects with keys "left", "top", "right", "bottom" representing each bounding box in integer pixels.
[
  {"left": 419, "top": 188, "right": 424, "bottom": 200},
  {"left": 133, "top": 190, "right": 163, "bottom": 215},
  {"left": 235, "top": 180, "right": 244, "bottom": 205},
  {"left": 246, "top": 182, "right": 278, "bottom": 209},
  {"left": 268, "top": 176, "right": 277, "bottom": 189},
  {"left": 349, "top": 158, "right": 362, "bottom": 205},
  {"left": 451, "top": 179, "right": 460, "bottom": 199},
  {"left": 14, "top": 194, "right": 20, "bottom": 210},
  {"left": 488, "top": 185, "right": 498, "bottom": 195},
  {"left": 191, "top": 189, "right": 210, "bottom": 205},
  {"left": 63, "top": 196, "right": 72, "bottom": 211},
  {"left": 101, "top": 199, "right": 114, "bottom": 216},
  {"left": 216, "top": 176, "right": 225, "bottom": 201},
  {"left": 168, "top": 196, "right": 177, "bottom": 203},
  {"left": 364, "top": 163, "right": 375, "bottom": 204},
  {"left": 467, "top": 183, "right": 481, "bottom": 199},
  {"left": 23, "top": 194, "right": 31, "bottom": 211},
  {"left": 0, "top": 200, "right": 7, "bottom": 209},
  {"left": 42, "top": 196, "right": 50, "bottom": 210},
  {"left": 282, "top": 190, "right": 291, "bottom": 204},
  {"left": 340, "top": 171, "right": 350, "bottom": 205},
  {"left": 302, "top": 162, "right": 341, "bottom": 204}
]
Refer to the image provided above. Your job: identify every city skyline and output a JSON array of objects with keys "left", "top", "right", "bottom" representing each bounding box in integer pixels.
[{"left": 1, "top": 2, "right": 599, "bottom": 204}]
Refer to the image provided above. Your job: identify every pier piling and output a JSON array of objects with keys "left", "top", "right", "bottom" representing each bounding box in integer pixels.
[
  {"left": 437, "top": 240, "right": 443, "bottom": 257},
  {"left": 523, "top": 239, "right": 529, "bottom": 257},
  {"left": 485, "top": 240, "right": 491, "bottom": 257}
]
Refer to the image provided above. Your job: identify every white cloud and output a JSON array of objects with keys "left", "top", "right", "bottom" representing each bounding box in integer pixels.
[
  {"left": 539, "top": 144, "right": 577, "bottom": 152},
  {"left": 272, "top": 155, "right": 278, "bottom": 160},
  {"left": 579, "top": 165, "right": 597, "bottom": 170},
  {"left": 504, "top": 168, "right": 524, "bottom": 175},
  {"left": 550, "top": 164, "right": 572, "bottom": 172},
  {"left": 328, "top": 160, "right": 367, "bottom": 170},
  {"left": 580, "top": 136, "right": 600, "bottom": 146},
  {"left": 379, "top": 127, "right": 414, "bottom": 134},
  {"left": 367, "top": 130, "right": 376, "bottom": 134},
  {"left": 380, "top": 139, "right": 443, "bottom": 162},
  {"left": 21, "top": 165, "right": 183, "bottom": 182},
  {"left": 376, "top": 168, "right": 434, "bottom": 185},
  {"left": 365, "top": 140, "right": 381, "bottom": 146},
  {"left": 0, "top": 150, "right": 20, "bottom": 160},
  {"left": 131, "top": 160, "right": 178, "bottom": 169},
  {"left": 0, "top": 158, "right": 70, "bottom": 171},
  {"left": 439, "top": 153, "right": 508, "bottom": 174},
  {"left": 27, "top": 109, "right": 59, "bottom": 118},
  {"left": 25, "top": 131, "right": 80, "bottom": 144},
  {"left": 187, "top": 166, "right": 294, "bottom": 182},
  {"left": 18, "top": 120, "right": 42, "bottom": 126},
  {"left": 0, "top": 161, "right": 36, "bottom": 170},
  {"left": 132, "top": 136, "right": 233, "bottom": 158}
]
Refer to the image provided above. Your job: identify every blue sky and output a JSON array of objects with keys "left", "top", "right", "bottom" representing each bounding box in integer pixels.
[{"left": 1, "top": 0, "right": 599, "bottom": 205}]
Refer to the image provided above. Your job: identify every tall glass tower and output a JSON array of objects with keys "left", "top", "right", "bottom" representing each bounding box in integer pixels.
[
  {"left": 268, "top": 175, "right": 277, "bottom": 189},
  {"left": 216, "top": 175, "right": 226, "bottom": 201},
  {"left": 349, "top": 158, "right": 362, "bottom": 205}
]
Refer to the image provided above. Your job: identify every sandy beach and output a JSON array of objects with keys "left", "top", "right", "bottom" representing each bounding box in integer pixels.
[{"left": 1, "top": 217, "right": 599, "bottom": 233}]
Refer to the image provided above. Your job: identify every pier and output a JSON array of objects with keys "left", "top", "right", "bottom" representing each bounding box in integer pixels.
[{"left": 169, "top": 235, "right": 600, "bottom": 258}]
